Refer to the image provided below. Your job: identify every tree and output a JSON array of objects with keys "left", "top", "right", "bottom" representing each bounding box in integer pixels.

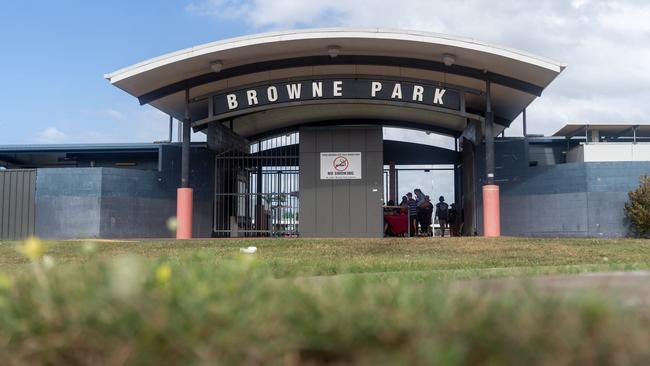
[{"left": 624, "top": 175, "right": 650, "bottom": 238}]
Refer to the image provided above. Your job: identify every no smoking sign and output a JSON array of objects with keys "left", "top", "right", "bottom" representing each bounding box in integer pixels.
[
  {"left": 333, "top": 156, "right": 349, "bottom": 171},
  {"left": 320, "top": 152, "right": 362, "bottom": 180}
]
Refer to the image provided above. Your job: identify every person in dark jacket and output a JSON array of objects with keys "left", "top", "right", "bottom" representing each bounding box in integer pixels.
[
  {"left": 406, "top": 192, "right": 418, "bottom": 236},
  {"left": 449, "top": 203, "right": 459, "bottom": 236},
  {"left": 420, "top": 195, "right": 434, "bottom": 236},
  {"left": 435, "top": 196, "right": 449, "bottom": 237}
]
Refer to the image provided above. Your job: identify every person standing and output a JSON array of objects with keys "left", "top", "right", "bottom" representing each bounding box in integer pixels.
[
  {"left": 449, "top": 203, "right": 458, "bottom": 236},
  {"left": 414, "top": 189, "right": 426, "bottom": 235},
  {"left": 406, "top": 192, "right": 418, "bottom": 236},
  {"left": 399, "top": 195, "right": 408, "bottom": 215},
  {"left": 421, "top": 195, "right": 434, "bottom": 236},
  {"left": 435, "top": 196, "right": 449, "bottom": 237}
]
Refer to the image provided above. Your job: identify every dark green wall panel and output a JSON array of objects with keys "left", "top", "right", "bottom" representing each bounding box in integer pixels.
[{"left": 0, "top": 170, "right": 36, "bottom": 240}]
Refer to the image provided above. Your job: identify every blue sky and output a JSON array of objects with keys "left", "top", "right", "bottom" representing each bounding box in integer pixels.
[
  {"left": 3, "top": 0, "right": 646, "bottom": 204},
  {"left": 1, "top": 0, "right": 648, "bottom": 147},
  {"left": 0, "top": 1, "right": 249, "bottom": 144}
]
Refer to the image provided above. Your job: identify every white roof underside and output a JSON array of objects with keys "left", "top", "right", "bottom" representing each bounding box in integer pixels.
[{"left": 106, "top": 28, "right": 566, "bottom": 138}]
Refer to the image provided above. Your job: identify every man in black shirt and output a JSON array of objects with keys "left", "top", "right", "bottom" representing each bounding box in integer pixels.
[
  {"left": 420, "top": 195, "right": 434, "bottom": 236},
  {"left": 448, "top": 203, "right": 457, "bottom": 236},
  {"left": 435, "top": 196, "right": 449, "bottom": 237}
]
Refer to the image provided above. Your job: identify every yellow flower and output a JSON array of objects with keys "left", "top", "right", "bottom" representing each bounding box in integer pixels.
[
  {"left": 156, "top": 264, "right": 172, "bottom": 285},
  {"left": 21, "top": 237, "right": 46, "bottom": 261}
]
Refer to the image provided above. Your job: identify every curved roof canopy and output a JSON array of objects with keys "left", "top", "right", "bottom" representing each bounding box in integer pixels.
[{"left": 106, "top": 28, "right": 565, "bottom": 138}]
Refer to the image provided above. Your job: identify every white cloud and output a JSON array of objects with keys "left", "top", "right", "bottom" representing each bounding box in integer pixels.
[
  {"left": 35, "top": 127, "right": 67, "bottom": 143},
  {"left": 187, "top": 0, "right": 650, "bottom": 136},
  {"left": 597, "top": 2, "right": 650, "bottom": 33},
  {"left": 104, "top": 108, "right": 125, "bottom": 120},
  {"left": 572, "top": 0, "right": 591, "bottom": 9},
  {"left": 29, "top": 106, "right": 206, "bottom": 145}
]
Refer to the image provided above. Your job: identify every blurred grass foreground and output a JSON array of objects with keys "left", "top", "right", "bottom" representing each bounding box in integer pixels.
[{"left": 1, "top": 237, "right": 650, "bottom": 365}]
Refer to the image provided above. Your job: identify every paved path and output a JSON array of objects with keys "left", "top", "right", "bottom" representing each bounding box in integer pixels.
[{"left": 453, "top": 271, "right": 650, "bottom": 305}]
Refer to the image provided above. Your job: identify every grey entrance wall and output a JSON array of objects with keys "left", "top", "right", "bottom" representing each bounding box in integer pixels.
[
  {"left": 34, "top": 145, "right": 215, "bottom": 239},
  {"left": 475, "top": 138, "right": 650, "bottom": 237},
  {"left": 34, "top": 167, "right": 171, "bottom": 239},
  {"left": 299, "top": 126, "right": 384, "bottom": 237},
  {"left": 495, "top": 162, "right": 650, "bottom": 237}
]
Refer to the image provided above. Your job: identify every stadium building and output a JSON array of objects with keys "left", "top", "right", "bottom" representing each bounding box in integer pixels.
[{"left": 1, "top": 29, "right": 648, "bottom": 240}]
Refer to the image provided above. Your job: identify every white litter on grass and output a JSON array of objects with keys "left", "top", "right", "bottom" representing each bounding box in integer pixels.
[{"left": 240, "top": 246, "right": 258, "bottom": 254}]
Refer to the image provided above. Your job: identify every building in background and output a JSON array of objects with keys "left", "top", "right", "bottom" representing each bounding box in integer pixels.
[{"left": 1, "top": 29, "right": 647, "bottom": 240}]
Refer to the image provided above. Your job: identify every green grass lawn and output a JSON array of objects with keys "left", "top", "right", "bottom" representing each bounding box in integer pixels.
[
  {"left": 3, "top": 236, "right": 650, "bottom": 276},
  {"left": 1, "top": 237, "right": 650, "bottom": 365}
]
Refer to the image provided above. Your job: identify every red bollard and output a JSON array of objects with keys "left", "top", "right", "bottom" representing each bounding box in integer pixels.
[
  {"left": 482, "top": 184, "right": 501, "bottom": 237},
  {"left": 176, "top": 188, "right": 193, "bottom": 239}
]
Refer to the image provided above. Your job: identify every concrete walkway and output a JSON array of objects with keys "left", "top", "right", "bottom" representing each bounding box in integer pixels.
[{"left": 453, "top": 271, "right": 650, "bottom": 305}]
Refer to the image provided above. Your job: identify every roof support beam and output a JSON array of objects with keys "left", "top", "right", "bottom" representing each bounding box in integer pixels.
[
  {"left": 181, "top": 88, "right": 191, "bottom": 188},
  {"left": 137, "top": 55, "right": 545, "bottom": 105},
  {"left": 485, "top": 79, "right": 495, "bottom": 185}
]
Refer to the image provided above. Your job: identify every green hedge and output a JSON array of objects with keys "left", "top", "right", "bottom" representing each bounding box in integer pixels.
[{"left": 1, "top": 253, "right": 650, "bottom": 365}]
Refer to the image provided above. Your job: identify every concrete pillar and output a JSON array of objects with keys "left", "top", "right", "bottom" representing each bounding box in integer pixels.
[
  {"left": 176, "top": 188, "right": 193, "bottom": 239},
  {"left": 482, "top": 79, "right": 500, "bottom": 237},
  {"left": 482, "top": 185, "right": 500, "bottom": 237},
  {"left": 177, "top": 88, "right": 193, "bottom": 239},
  {"left": 485, "top": 81, "right": 495, "bottom": 185},
  {"left": 522, "top": 108, "right": 527, "bottom": 137}
]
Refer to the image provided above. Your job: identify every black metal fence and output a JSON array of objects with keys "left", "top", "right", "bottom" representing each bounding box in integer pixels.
[{"left": 214, "top": 133, "right": 299, "bottom": 237}]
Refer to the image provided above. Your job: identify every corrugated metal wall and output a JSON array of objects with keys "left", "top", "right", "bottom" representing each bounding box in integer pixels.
[{"left": 0, "top": 170, "right": 36, "bottom": 240}]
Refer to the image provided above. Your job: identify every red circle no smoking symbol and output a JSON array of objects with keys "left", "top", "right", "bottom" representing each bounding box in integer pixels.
[{"left": 333, "top": 156, "right": 349, "bottom": 171}]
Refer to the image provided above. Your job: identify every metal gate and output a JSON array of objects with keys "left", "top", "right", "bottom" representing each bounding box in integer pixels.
[
  {"left": 0, "top": 169, "right": 36, "bottom": 240},
  {"left": 214, "top": 133, "right": 299, "bottom": 237}
]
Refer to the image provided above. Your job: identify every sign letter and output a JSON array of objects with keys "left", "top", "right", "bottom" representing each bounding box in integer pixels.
[
  {"left": 333, "top": 81, "right": 343, "bottom": 97},
  {"left": 412, "top": 85, "right": 424, "bottom": 102},
  {"left": 246, "top": 90, "right": 258, "bottom": 106},
  {"left": 433, "top": 88, "right": 446, "bottom": 105},
  {"left": 371, "top": 82, "right": 382, "bottom": 97},
  {"left": 286, "top": 83, "right": 302, "bottom": 99},
  {"left": 391, "top": 83, "right": 402, "bottom": 99},
  {"left": 312, "top": 82, "right": 323, "bottom": 98},
  {"left": 267, "top": 86, "right": 278, "bottom": 102},
  {"left": 226, "top": 94, "right": 238, "bottom": 110}
]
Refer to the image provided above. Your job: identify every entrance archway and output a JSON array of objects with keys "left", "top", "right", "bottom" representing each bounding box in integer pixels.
[{"left": 106, "top": 29, "right": 565, "bottom": 238}]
